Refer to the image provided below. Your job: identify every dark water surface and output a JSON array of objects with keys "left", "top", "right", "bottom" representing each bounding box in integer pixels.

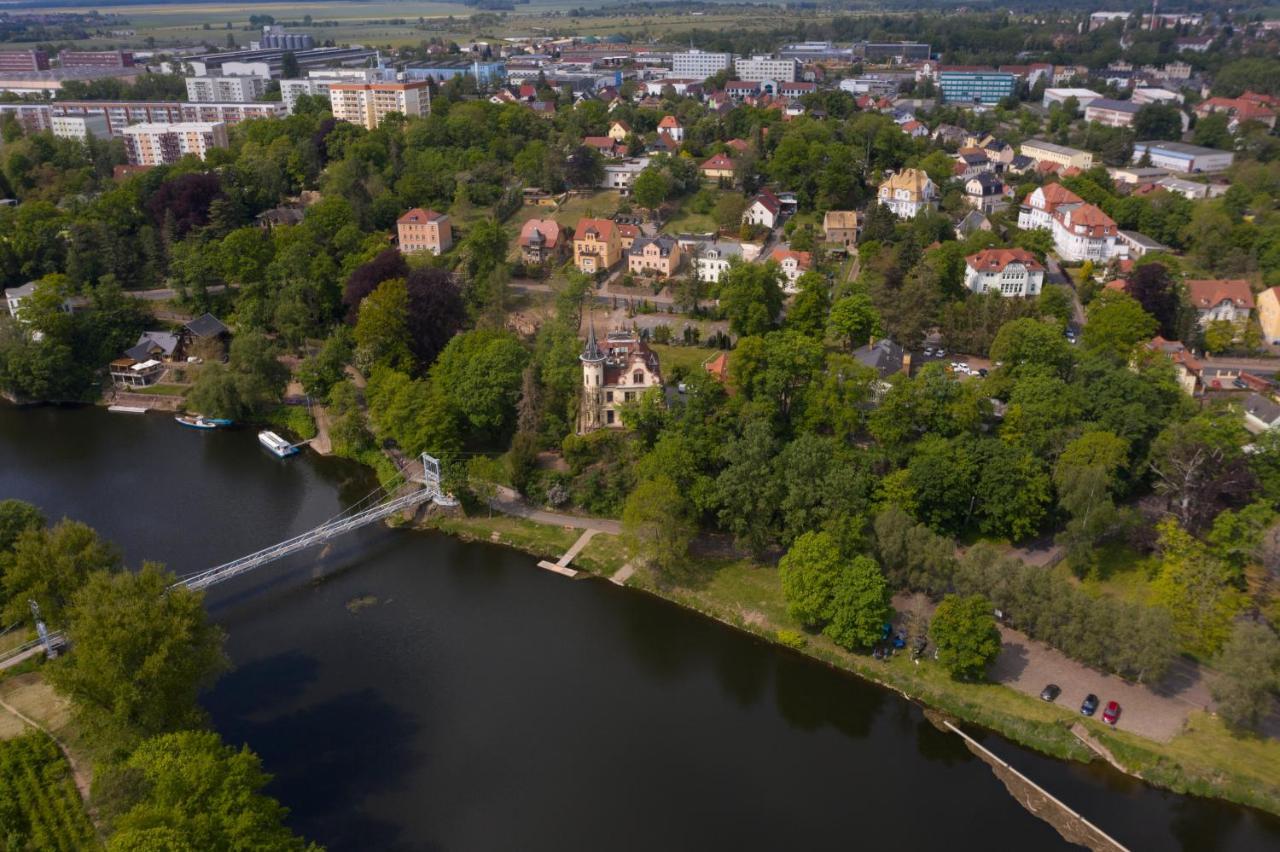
[{"left": 3, "top": 404, "right": 1279, "bottom": 851}]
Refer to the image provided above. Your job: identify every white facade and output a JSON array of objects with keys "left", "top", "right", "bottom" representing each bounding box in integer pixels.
[
  {"left": 693, "top": 241, "right": 744, "bottom": 283},
  {"left": 280, "top": 78, "right": 329, "bottom": 113},
  {"left": 600, "top": 158, "right": 649, "bottom": 192},
  {"left": 877, "top": 169, "right": 938, "bottom": 219},
  {"left": 1132, "top": 87, "right": 1181, "bottom": 105},
  {"left": 1051, "top": 205, "right": 1122, "bottom": 262},
  {"left": 1132, "top": 141, "right": 1234, "bottom": 174},
  {"left": 121, "top": 121, "right": 229, "bottom": 165},
  {"left": 1042, "top": 87, "right": 1103, "bottom": 108},
  {"left": 671, "top": 50, "right": 732, "bottom": 80},
  {"left": 734, "top": 55, "right": 799, "bottom": 83},
  {"left": 50, "top": 113, "right": 110, "bottom": 143},
  {"left": 185, "top": 75, "right": 268, "bottom": 103},
  {"left": 964, "top": 250, "right": 1045, "bottom": 297}
]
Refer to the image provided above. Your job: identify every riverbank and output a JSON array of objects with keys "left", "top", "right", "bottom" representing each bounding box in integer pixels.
[{"left": 419, "top": 510, "right": 1280, "bottom": 820}]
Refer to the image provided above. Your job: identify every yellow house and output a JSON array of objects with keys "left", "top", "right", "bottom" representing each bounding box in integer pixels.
[
  {"left": 1258, "top": 286, "right": 1280, "bottom": 344},
  {"left": 607, "top": 120, "right": 631, "bottom": 142},
  {"left": 700, "top": 153, "right": 737, "bottom": 184},
  {"left": 573, "top": 218, "right": 622, "bottom": 274}
]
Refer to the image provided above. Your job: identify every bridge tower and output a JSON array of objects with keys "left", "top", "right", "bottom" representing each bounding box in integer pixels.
[{"left": 29, "top": 599, "right": 58, "bottom": 659}]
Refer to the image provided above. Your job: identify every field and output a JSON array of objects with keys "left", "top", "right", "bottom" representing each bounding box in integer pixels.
[
  {"left": 648, "top": 342, "right": 719, "bottom": 376},
  {"left": 0, "top": 734, "right": 97, "bottom": 851},
  {"left": 12, "top": 0, "right": 832, "bottom": 49}
]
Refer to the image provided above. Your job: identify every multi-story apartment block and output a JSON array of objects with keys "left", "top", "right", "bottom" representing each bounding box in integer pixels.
[
  {"left": 122, "top": 122, "right": 229, "bottom": 165},
  {"left": 396, "top": 208, "right": 452, "bottom": 256},
  {"left": 180, "top": 102, "right": 287, "bottom": 124},
  {"left": 50, "top": 114, "right": 111, "bottom": 143},
  {"left": 627, "top": 236, "right": 682, "bottom": 278},
  {"left": 329, "top": 81, "right": 430, "bottom": 129},
  {"left": 0, "top": 103, "right": 52, "bottom": 134},
  {"left": 671, "top": 50, "right": 733, "bottom": 80},
  {"left": 1084, "top": 98, "right": 1143, "bottom": 127},
  {"left": 938, "top": 70, "right": 1016, "bottom": 105},
  {"left": 58, "top": 50, "right": 134, "bottom": 69},
  {"left": 733, "top": 55, "right": 799, "bottom": 83},
  {"left": 51, "top": 101, "right": 184, "bottom": 135},
  {"left": 185, "top": 75, "right": 269, "bottom": 103},
  {"left": 0, "top": 51, "right": 49, "bottom": 73}
]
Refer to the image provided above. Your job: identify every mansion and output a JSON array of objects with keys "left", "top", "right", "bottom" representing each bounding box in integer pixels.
[{"left": 579, "top": 325, "right": 664, "bottom": 432}]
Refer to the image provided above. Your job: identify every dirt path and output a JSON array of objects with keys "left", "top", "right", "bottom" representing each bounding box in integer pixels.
[
  {"left": 489, "top": 485, "right": 623, "bottom": 534},
  {"left": 0, "top": 680, "right": 92, "bottom": 806}
]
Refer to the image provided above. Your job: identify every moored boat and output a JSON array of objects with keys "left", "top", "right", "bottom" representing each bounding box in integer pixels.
[
  {"left": 175, "top": 414, "right": 217, "bottom": 430},
  {"left": 258, "top": 430, "right": 300, "bottom": 458}
]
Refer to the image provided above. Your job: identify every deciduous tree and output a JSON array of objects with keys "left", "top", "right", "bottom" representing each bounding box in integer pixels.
[{"left": 930, "top": 593, "right": 1001, "bottom": 680}]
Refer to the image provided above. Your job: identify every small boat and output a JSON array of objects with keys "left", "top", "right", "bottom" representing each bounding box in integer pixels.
[
  {"left": 175, "top": 414, "right": 217, "bottom": 430},
  {"left": 258, "top": 430, "right": 300, "bottom": 458},
  {"left": 204, "top": 418, "right": 234, "bottom": 427}
]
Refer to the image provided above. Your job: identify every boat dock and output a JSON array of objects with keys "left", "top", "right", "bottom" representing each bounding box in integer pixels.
[
  {"left": 536, "top": 529, "right": 598, "bottom": 578},
  {"left": 107, "top": 404, "right": 149, "bottom": 414}
]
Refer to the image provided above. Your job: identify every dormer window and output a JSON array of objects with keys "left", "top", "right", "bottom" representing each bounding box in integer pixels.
[{"left": 633, "top": 370, "right": 644, "bottom": 384}]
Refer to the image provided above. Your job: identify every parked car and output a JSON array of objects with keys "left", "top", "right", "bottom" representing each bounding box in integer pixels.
[
  {"left": 1081, "top": 694, "right": 1100, "bottom": 716},
  {"left": 1102, "top": 701, "right": 1121, "bottom": 726},
  {"left": 1040, "top": 684, "right": 1061, "bottom": 702}
]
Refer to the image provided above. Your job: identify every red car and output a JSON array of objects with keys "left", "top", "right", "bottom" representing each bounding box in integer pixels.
[{"left": 1102, "top": 701, "right": 1121, "bottom": 726}]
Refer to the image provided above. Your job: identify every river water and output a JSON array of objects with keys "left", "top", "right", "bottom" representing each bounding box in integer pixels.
[{"left": 2, "top": 404, "right": 1279, "bottom": 851}]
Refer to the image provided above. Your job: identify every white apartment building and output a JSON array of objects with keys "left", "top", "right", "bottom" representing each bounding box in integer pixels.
[
  {"left": 671, "top": 50, "right": 732, "bottom": 80},
  {"left": 1020, "top": 138, "right": 1094, "bottom": 170},
  {"left": 121, "top": 122, "right": 229, "bottom": 165},
  {"left": 328, "top": 81, "right": 430, "bottom": 129},
  {"left": 694, "top": 240, "right": 745, "bottom": 283},
  {"left": 185, "top": 75, "right": 269, "bottom": 103},
  {"left": 281, "top": 68, "right": 395, "bottom": 114},
  {"left": 180, "top": 102, "right": 286, "bottom": 125},
  {"left": 600, "top": 158, "right": 649, "bottom": 193},
  {"left": 734, "top": 55, "right": 799, "bottom": 83},
  {"left": 50, "top": 113, "right": 110, "bottom": 143}
]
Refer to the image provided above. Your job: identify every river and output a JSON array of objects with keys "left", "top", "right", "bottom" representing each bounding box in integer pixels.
[{"left": 2, "top": 404, "right": 1279, "bottom": 851}]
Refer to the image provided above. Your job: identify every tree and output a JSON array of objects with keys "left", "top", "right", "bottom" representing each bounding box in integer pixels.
[
  {"left": 827, "top": 292, "right": 881, "bottom": 350},
  {"left": 0, "top": 498, "right": 43, "bottom": 554},
  {"left": 1203, "top": 319, "right": 1236, "bottom": 355},
  {"left": 713, "top": 194, "right": 747, "bottom": 231},
  {"left": 1192, "top": 112, "right": 1233, "bottom": 150},
  {"left": 718, "top": 262, "right": 784, "bottom": 337},
  {"left": 1150, "top": 519, "right": 1246, "bottom": 657},
  {"left": 48, "top": 564, "right": 228, "bottom": 755},
  {"left": 778, "top": 530, "right": 843, "bottom": 628},
  {"left": 1149, "top": 413, "right": 1255, "bottom": 534},
  {"left": 989, "top": 317, "right": 1073, "bottom": 379},
  {"left": 104, "top": 730, "right": 313, "bottom": 851},
  {"left": 1126, "top": 262, "right": 1179, "bottom": 338},
  {"left": 785, "top": 272, "right": 830, "bottom": 339},
  {"left": 631, "top": 166, "right": 670, "bottom": 211},
  {"left": 930, "top": 594, "right": 1001, "bottom": 680},
  {"left": 404, "top": 266, "right": 466, "bottom": 370},
  {"left": 714, "top": 418, "right": 785, "bottom": 556},
  {"left": 280, "top": 50, "right": 300, "bottom": 79},
  {"left": 353, "top": 278, "right": 414, "bottom": 371},
  {"left": 1210, "top": 621, "right": 1280, "bottom": 731},
  {"left": 1082, "top": 290, "right": 1158, "bottom": 358},
  {"left": 823, "top": 556, "right": 892, "bottom": 651},
  {"left": 1037, "top": 285, "right": 1073, "bottom": 326},
  {"left": 1, "top": 520, "right": 121, "bottom": 625},
  {"left": 428, "top": 329, "right": 528, "bottom": 444},
  {"left": 1133, "top": 104, "right": 1184, "bottom": 141},
  {"left": 187, "top": 331, "right": 288, "bottom": 420},
  {"left": 621, "top": 476, "right": 695, "bottom": 575},
  {"left": 298, "top": 328, "right": 353, "bottom": 399},
  {"left": 342, "top": 248, "right": 409, "bottom": 322}
]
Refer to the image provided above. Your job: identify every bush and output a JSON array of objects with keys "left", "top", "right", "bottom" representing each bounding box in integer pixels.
[{"left": 776, "top": 629, "right": 808, "bottom": 649}]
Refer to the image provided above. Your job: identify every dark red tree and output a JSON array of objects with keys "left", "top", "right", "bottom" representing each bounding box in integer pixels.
[
  {"left": 405, "top": 267, "right": 466, "bottom": 369},
  {"left": 342, "top": 249, "right": 409, "bottom": 321},
  {"left": 1127, "top": 263, "right": 1180, "bottom": 338},
  {"left": 144, "top": 173, "right": 223, "bottom": 239}
]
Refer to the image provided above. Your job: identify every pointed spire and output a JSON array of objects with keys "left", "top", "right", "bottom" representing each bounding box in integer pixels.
[{"left": 581, "top": 313, "right": 604, "bottom": 362}]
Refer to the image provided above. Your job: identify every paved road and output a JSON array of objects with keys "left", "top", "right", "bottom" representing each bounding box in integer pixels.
[{"left": 1201, "top": 355, "right": 1280, "bottom": 375}]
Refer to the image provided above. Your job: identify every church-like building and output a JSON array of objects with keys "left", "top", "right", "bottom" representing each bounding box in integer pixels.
[{"left": 579, "top": 324, "right": 663, "bottom": 432}]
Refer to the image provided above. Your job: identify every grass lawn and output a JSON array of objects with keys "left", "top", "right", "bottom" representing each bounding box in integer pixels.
[
  {"left": 0, "top": 629, "right": 32, "bottom": 655},
  {"left": 648, "top": 343, "right": 720, "bottom": 376},
  {"left": 575, "top": 533, "right": 629, "bottom": 576},
  {"left": 427, "top": 514, "right": 583, "bottom": 560},
  {"left": 263, "top": 404, "right": 317, "bottom": 442},
  {"left": 131, "top": 383, "right": 189, "bottom": 397},
  {"left": 1068, "top": 542, "right": 1157, "bottom": 606}
]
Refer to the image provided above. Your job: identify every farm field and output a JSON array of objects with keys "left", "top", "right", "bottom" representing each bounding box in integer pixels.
[{"left": 0, "top": 733, "right": 98, "bottom": 851}]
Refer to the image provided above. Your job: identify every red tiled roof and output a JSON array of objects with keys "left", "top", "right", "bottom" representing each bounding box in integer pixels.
[
  {"left": 769, "top": 248, "right": 812, "bottom": 269},
  {"left": 576, "top": 217, "right": 616, "bottom": 241},
  {"left": 397, "top": 207, "right": 444, "bottom": 224},
  {"left": 751, "top": 188, "right": 781, "bottom": 215},
  {"left": 658, "top": 114, "right": 681, "bottom": 128},
  {"left": 518, "top": 218, "right": 562, "bottom": 249},
  {"left": 1054, "top": 202, "right": 1117, "bottom": 237},
  {"left": 965, "top": 247, "right": 1045, "bottom": 273},
  {"left": 701, "top": 153, "right": 736, "bottom": 171},
  {"left": 1186, "top": 279, "right": 1255, "bottom": 310}
]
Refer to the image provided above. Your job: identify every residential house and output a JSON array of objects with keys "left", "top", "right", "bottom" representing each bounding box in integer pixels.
[
  {"left": 656, "top": 114, "right": 684, "bottom": 143},
  {"left": 3, "top": 281, "right": 86, "bottom": 322},
  {"left": 954, "top": 147, "right": 993, "bottom": 179},
  {"left": 964, "top": 173, "right": 1009, "bottom": 213},
  {"left": 579, "top": 325, "right": 663, "bottom": 431},
  {"left": 1018, "top": 182, "right": 1124, "bottom": 262},
  {"left": 184, "top": 313, "right": 230, "bottom": 345},
  {"left": 823, "top": 210, "right": 860, "bottom": 248},
  {"left": 1185, "top": 279, "right": 1255, "bottom": 326},
  {"left": 607, "top": 120, "right": 631, "bottom": 141},
  {"left": 397, "top": 208, "right": 452, "bottom": 255},
  {"left": 769, "top": 248, "right": 812, "bottom": 293},
  {"left": 700, "top": 153, "right": 738, "bottom": 185},
  {"left": 1257, "top": 286, "right": 1280, "bottom": 344},
  {"left": 955, "top": 209, "right": 992, "bottom": 239},
  {"left": 627, "top": 236, "right": 682, "bottom": 278},
  {"left": 1243, "top": 394, "right": 1280, "bottom": 433},
  {"left": 125, "top": 331, "right": 182, "bottom": 363},
  {"left": 694, "top": 240, "right": 745, "bottom": 283},
  {"left": 600, "top": 158, "right": 649, "bottom": 193},
  {"left": 583, "top": 136, "right": 628, "bottom": 158},
  {"left": 573, "top": 218, "right": 622, "bottom": 274},
  {"left": 109, "top": 357, "right": 164, "bottom": 389},
  {"left": 900, "top": 119, "right": 929, "bottom": 138},
  {"left": 853, "top": 338, "right": 910, "bottom": 394},
  {"left": 616, "top": 222, "right": 641, "bottom": 252},
  {"left": 743, "top": 188, "right": 783, "bottom": 229},
  {"left": 518, "top": 218, "right": 566, "bottom": 266},
  {"left": 1144, "top": 336, "right": 1202, "bottom": 396},
  {"left": 963, "top": 248, "right": 1045, "bottom": 297},
  {"left": 877, "top": 168, "right": 938, "bottom": 219}
]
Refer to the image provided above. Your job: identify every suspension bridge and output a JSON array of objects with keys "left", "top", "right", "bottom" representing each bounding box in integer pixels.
[{"left": 0, "top": 454, "right": 456, "bottom": 669}]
